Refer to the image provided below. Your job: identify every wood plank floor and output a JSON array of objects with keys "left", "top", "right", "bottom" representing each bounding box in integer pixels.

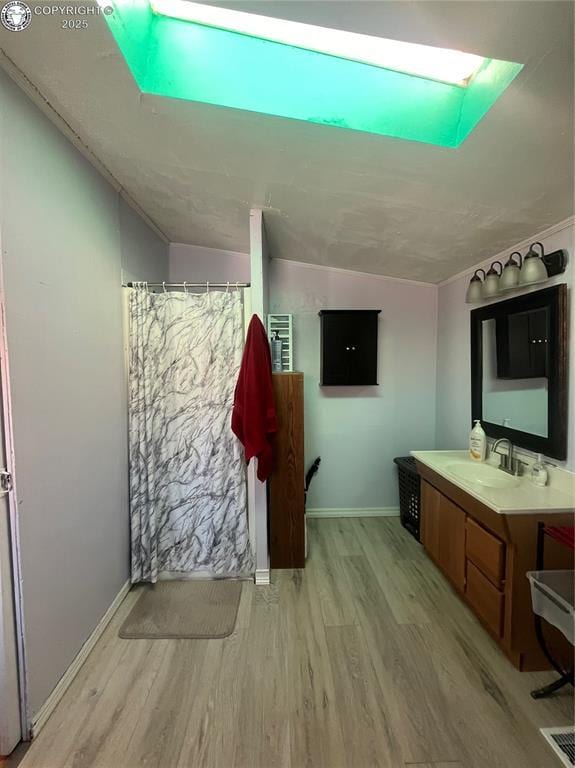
[{"left": 13, "top": 518, "right": 573, "bottom": 768}]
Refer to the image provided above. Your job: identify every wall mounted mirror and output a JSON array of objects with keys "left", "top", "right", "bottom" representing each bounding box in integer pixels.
[{"left": 471, "top": 284, "right": 568, "bottom": 459}]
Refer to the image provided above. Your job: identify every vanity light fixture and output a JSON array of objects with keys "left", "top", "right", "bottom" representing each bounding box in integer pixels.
[
  {"left": 482, "top": 261, "right": 503, "bottom": 297},
  {"left": 499, "top": 251, "right": 523, "bottom": 291},
  {"left": 520, "top": 241, "right": 548, "bottom": 285},
  {"left": 465, "top": 269, "right": 486, "bottom": 303},
  {"left": 464, "top": 245, "right": 567, "bottom": 304}
]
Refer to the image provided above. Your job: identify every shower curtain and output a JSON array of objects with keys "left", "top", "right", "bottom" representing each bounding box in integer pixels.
[{"left": 128, "top": 286, "right": 253, "bottom": 583}]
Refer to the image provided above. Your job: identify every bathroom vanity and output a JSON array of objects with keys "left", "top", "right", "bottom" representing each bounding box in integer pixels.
[{"left": 412, "top": 450, "right": 574, "bottom": 671}]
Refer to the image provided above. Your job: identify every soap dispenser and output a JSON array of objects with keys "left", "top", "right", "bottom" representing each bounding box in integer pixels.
[
  {"left": 530, "top": 454, "right": 549, "bottom": 487},
  {"left": 469, "top": 420, "right": 487, "bottom": 462}
]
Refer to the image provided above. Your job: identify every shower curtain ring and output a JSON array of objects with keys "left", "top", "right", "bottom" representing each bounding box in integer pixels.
[
  {"left": 236, "top": 282, "right": 239, "bottom": 291},
  {"left": 162, "top": 281, "right": 167, "bottom": 293},
  {"left": 183, "top": 281, "right": 188, "bottom": 294},
  {"left": 226, "top": 281, "right": 230, "bottom": 293},
  {"left": 206, "top": 281, "right": 210, "bottom": 294}
]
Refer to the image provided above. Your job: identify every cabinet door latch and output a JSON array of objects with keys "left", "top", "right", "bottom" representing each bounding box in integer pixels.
[{"left": 0, "top": 470, "right": 13, "bottom": 493}]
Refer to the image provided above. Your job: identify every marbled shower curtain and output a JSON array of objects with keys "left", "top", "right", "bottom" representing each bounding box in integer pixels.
[{"left": 128, "top": 287, "right": 253, "bottom": 583}]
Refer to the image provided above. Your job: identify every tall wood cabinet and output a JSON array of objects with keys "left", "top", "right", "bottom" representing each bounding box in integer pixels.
[{"left": 268, "top": 372, "right": 305, "bottom": 568}]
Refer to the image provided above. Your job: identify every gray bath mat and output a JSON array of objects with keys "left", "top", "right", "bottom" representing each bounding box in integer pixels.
[{"left": 119, "top": 580, "right": 242, "bottom": 639}]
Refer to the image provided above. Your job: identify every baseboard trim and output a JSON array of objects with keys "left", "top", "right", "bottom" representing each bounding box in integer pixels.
[
  {"left": 30, "top": 579, "right": 131, "bottom": 738},
  {"left": 306, "top": 507, "right": 400, "bottom": 518},
  {"left": 254, "top": 569, "right": 270, "bottom": 586}
]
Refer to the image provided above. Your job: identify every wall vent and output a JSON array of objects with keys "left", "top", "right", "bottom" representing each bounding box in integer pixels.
[{"left": 267, "top": 314, "right": 293, "bottom": 371}]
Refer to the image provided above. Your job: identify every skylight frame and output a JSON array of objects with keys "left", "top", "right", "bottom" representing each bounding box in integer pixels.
[
  {"left": 101, "top": 0, "right": 523, "bottom": 148},
  {"left": 149, "top": 0, "right": 485, "bottom": 87}
]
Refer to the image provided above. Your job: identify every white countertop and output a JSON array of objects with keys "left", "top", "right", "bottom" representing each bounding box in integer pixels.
[{"left": 411, "top": 450, "right": 575, "bottom": 515}]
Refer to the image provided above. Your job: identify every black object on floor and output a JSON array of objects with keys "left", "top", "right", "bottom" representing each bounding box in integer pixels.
[
  {"left": 394, "top": 456, "right": 420, "bottom": 541},
  {"left": 305, "top": 457, "right": 321, "bottom": 506}
]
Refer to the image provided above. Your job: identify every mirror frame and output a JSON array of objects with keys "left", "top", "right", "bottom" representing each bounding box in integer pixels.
[{"left": 470, "top": 283, "right": 568, "bottom": 459}]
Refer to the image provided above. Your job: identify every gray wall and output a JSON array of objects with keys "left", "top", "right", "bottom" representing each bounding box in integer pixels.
[
  {"left": 0, "top": 69, "right": 168, "bottom": 717},
  {"left": 169, "top": 242, "right": 250, "bottom": 283},
  {"left": 120, "top": 198, "right": 168, "bottom": 284},
  {"left": 270, "top": 259, "right": 438, "bottom": 511}
]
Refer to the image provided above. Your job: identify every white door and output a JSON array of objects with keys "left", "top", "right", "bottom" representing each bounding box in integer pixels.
[
  {"left": 0, "top": 357, "right": 20, "bottom": 754},
  {"left": 0, "top": 299, "right": 23, "bottom": 756},
  {"left": 0, "top": 87, "right": 26, "bottom": 754}
]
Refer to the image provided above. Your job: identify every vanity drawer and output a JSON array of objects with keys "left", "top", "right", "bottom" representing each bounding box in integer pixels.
[
  {"left": 466, "top": 561, "right": 504, "bottom": 637},
  {"left": 466, "top": 518, "right": 505, "bottom": 588}
]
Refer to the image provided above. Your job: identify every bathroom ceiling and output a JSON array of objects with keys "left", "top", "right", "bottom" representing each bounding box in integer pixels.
[{"left": 0, "top": 1, "right": 573, "bottom": 282}]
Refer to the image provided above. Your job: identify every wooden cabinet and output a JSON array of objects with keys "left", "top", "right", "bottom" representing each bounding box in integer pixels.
[
  {"left": 466, "top": 517, "right": 505, "bottom": 588},
  {"left": 420, "top": 480, "right": 441, "bottom": 563},
  {"left": 496, "top": 308, "right": 548, "bottom": 379},
  {"left": 319, "top": 310, "right": 380, "bottom": 386},
  {"left": 466, "top": 562, "right": 504, "bottom": 637},
  {"left": 439, "top": 496, "right": 466, "bottom": 592},
  {"left": 417, "top": 461, "right": 574, "bottom": 671},
  {"left": 268, "top": 372, "right": 305, "bottom": 568},
  {"left": 420, "top": 481, "right": 465, "bottom": 592}
]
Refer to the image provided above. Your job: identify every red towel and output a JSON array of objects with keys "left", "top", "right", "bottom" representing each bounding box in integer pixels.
[
  {"left": 232, "top": 315, "right": 277, "bottom": 481},
  {"left": 545, "top": 526, "right": 575, "bottom": 551}
]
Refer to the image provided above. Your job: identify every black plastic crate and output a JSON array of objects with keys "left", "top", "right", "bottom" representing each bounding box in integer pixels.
[{"left": 393, "top": 456, "right": 420, "bottom": 541}]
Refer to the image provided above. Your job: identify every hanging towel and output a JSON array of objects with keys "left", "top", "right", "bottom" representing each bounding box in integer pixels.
[{"left": 232, "top": 315, "right": 277, "bottom": 481}]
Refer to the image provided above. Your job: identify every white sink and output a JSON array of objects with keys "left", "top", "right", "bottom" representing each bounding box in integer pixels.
[
  {"left": 445, "top": 462, "right": 521, "bottom": 489},
  {"left": 411, "top": 450, "right": 575, "bottom": 514}
]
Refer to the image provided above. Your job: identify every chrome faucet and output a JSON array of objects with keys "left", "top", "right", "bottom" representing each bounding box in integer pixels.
[{"left": 491, "top": 438, "right": 526, "bottom": 476}]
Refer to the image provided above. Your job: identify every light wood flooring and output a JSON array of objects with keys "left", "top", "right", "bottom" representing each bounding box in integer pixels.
[{"left": 13, "top": 518, "right": 574, "bottom": 768}]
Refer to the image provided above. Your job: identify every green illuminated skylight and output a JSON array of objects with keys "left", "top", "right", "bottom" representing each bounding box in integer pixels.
[
  {"left": 150, "top": 0, "right": 485, "bottom": 86},
  {"left": 101, "top": 0, "right": 523, "bottom": 147}
]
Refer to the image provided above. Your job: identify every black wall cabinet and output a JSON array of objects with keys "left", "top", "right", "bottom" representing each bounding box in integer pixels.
[
  {"left": 496, "top": 308, "right": 548, "bottom": 379},
  {"left": 319, "top": 310, "right": 381, "bottom": 386}
]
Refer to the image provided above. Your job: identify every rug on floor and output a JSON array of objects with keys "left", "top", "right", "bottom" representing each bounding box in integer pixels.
[{"left": 119, "top": 580, "right": 243, "bottom": 639}]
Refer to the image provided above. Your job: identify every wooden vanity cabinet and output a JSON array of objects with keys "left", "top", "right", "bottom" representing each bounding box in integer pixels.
[
  {"left": 421, "top": 482, "right": 465, "bottom": 593},
  {"left": 466, "top": 562, "right": 505, "bottom": 637},
  {"left": 420, "top": 480, "right": 441, "bottom": 562},
  {"left": 466, "top": 517, "right": 505, "bottom": 588},
  {"left": 418, "top": 467, "right": 574, "bottom": 671}
]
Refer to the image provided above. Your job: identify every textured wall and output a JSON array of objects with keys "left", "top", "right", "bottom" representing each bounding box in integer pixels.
[
  {"left": 0, "top": 70, "right": 168, "bottom": 717},
  {"left": 169, "top": 243, "right": 249, "bottom": 284}
]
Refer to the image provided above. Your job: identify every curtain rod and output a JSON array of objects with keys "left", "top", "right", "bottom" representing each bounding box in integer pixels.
[{"left": 123, "top": 281, "right": 250, "bottom": 288}]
